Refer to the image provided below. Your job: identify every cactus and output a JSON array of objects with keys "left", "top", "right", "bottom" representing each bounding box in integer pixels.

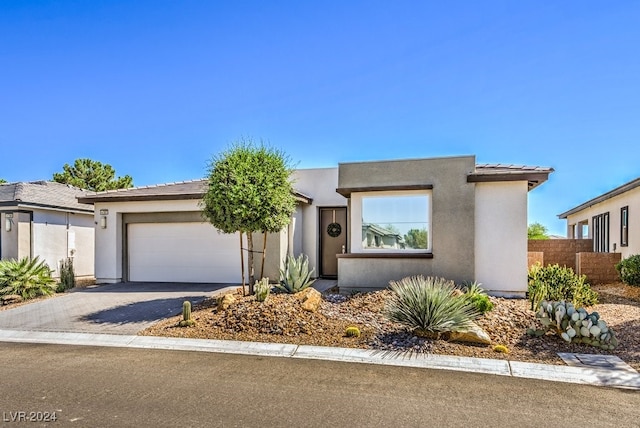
[
  {"left": 345, "top": 326, "right": 361, "bottom": 337},
  {"left": 254, "top": 277, "right": 271, "bottom": 302},
  {"left": 178, "top": 300, "right": 195, "bottom": 327},
  {"left": 534, "top": 300, "right": 618, "bottom": 349},
  {"left": 493, "top": 344, "right": 509, "bottom": 353},
  {"left": 276, "top": 254, "right": 315, "bottom": 294}
]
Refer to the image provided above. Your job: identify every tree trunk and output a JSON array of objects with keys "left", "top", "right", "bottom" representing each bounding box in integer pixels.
[
  {"left": 260, "top": 232, "right": 267, "bottom": 279},
  {"left": 239, "top": 232, "right": 246, "bottom": 296},
  {"left": 247, "top": 232, "right": 255, "bottom": 294}
]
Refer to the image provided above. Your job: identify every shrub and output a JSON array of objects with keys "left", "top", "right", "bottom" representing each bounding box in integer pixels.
[
  {"left": 385, "top": 276, "right": 479, "bottom": 338},
  {"left": 276, "top": 254, "right": 315, "bottom": 294},
  {"left": 462, "top": 282, "right": 494, "bottom": 314},
  {"left": 616, "top": 254, "right": 640, "bottom": 286},
  {"left": 57, "top": 257, "right": 76, "bottom": 293},
  {"left": 0, "top": 257, "right": 57, "bottom": 299},
  {"left": 527, "top": 263, "right": 598, "bottom": 310}
]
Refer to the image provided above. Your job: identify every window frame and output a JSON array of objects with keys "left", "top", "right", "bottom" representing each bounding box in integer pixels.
[
  {"left": 592, "top": 212, "right": 610, "bottom": 252},
  {"left": 350, "top": 189, "right": 432, "bottom": 254},
  {"left": 621, "top": 206, "right": 629, "bottom": 247}
]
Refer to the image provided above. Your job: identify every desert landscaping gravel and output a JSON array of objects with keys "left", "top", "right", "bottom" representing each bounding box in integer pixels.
[{"left": 140, "top": 282, "right": 637, "bottom": 371}]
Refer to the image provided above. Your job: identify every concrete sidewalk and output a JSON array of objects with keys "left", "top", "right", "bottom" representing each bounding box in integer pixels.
[{"left": 1, "top": 329, "right": 638, "bottom": 390}]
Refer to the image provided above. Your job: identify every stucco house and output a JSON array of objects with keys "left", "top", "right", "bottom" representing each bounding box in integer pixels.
[
  {"left": 79, "top": 155, "right": 552, "bottom": 296},
  {"left": 559, "top": 176, "right": 640, "bottom": 257},
  {"left": 0, "top": 181, "right": 95, "bottom": 277}
]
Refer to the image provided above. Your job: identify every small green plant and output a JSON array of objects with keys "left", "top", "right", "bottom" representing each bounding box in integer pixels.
[
  {"left": 0, "top": 257, "right": 57, "bottom": 299},
  {"left": 492, "top": 344, "right": 509, "bottom": 353},
  {"left": 462, "top": 282, "right": 494, "bottom": 314},
  {"left": 178, "top": 301, "right": 195, "bottom": 327},
  {"left": 527, "top": 263, "right": 598, "bottom": 310},
  {"left": 385, "top": 276, "right": 479, "bottom": 339},
  {"left": 345, "top": 326, "right": 361, "bottom": 337},
  {"left": 254, "top": 277, "right": 271, "bottom": 302},
  {"left": 616, "top": 254, "right": 640, "bottom": 286},
  {"left": 57, "top": 257, "right": 76, "bottom": 293},
  {"left": 276, "top": 254, "right": 315, "bottom": 294}
]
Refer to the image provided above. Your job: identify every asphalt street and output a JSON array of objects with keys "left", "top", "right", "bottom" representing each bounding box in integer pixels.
[{"left": 0, "top": 342, "right": 638, "bottom": 427}]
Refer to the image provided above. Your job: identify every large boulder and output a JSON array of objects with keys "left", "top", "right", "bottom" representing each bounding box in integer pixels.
[
  {"left": 1, "top": 294, "right": 23, "bottom": 306},
  {"left": 217, "top": 293, "right": 236, "bottom": 311},
  {"left": 295, "top": 288, "right": 322, "bottom": 312},
  {"left": 445, "top": 322, "right": 492, "bottom": 345}
]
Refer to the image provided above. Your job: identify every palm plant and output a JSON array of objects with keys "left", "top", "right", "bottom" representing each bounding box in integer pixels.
[
  {"left": 0, "top": 257, "right": 57, "bottom": 299},
  {"left": 385, "top": 275, "right": 479, "bottom": 338},
  {"left": 275, "top": 254, "right": 315, "bottom": 293}
]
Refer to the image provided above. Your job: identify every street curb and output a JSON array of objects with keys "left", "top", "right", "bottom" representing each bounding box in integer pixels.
[{"left": 1, "top": 329, "right": 638, "bottom": 390}]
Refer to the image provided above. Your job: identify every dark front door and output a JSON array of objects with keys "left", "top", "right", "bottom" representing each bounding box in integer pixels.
[{"left": 319, "top": 207, "right": 347, "bottom": 278}]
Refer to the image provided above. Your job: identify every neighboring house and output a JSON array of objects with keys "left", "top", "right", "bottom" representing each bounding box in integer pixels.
[
  {"left": 559, "top": 176, "right": 640, "bottom": 257},
  {"left": 79, "top": 155, "right": 552, "bottom": 296},
  {"left": 0, "top": 181, "right": 95, "bottom": 277}
]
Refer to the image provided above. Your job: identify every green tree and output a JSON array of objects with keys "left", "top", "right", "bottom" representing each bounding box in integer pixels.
[
  {"left": 52, "top": 158, "right": 133, "bottom": 191},
  {"left": 528, "top": 222, "right": 550, "bottom": 240},
  {"left": 0, "top": 178, "right": 7, "bottom": 184},
  {"left": 201, "top": 139, "right": 297, "bottom": 294},
  {"left": 404, "top": 228, "right": 428, "bottom": 249}
]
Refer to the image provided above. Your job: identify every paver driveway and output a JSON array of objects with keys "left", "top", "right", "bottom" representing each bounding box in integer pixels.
[{"left": 0, "top": 282, "right": 232, "bottom": 334}]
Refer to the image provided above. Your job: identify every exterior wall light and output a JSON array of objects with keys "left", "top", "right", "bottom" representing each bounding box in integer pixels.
[
  {"left": 5, "top": 213, "right": 13, "bottom": 232},
  {"left": 100, "top": 216, "right": 107, "bottom": 229}
]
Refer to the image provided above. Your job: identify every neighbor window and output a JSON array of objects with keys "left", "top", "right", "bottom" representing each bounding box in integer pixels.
[
  {"left": 361, "top": 193, "right": 430, "bottom": 251},
  {"left": 621, "top": 206, "right": 629, "bottom": 247},
  {"left": 592, "top": 212, "right": 610, "bottom": 252}
]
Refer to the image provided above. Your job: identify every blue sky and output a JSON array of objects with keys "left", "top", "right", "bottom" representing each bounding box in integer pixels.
[{"left": 2, "top": 1, "right": 639, "bottom": 235}]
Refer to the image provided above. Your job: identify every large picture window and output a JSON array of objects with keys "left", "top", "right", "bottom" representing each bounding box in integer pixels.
[
  {"left": 621, "top": 206, "right": 629, "bottom": 247},
  {"left": 361, "top": 194, "right": 430, "bottom": 251}
]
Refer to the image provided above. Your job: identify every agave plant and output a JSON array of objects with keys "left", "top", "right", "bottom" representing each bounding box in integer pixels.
[
  {"left": 385, "top": 275, "right": 479, "bottom": 338},
  {"left": 276, "top": 254, "right": 315, "bottom": 293},
  {"left": 0, "top": 257, "right": 57, "bottom": 299}
]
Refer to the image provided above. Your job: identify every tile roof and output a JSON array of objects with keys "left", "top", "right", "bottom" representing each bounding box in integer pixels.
[
  {"left": 469, "top": 164, "right": 554, "bottom": 190},
  {"left": 78, "top": 179, "right": 313, "bottom": 204},
  {"left": 0, "top": 181, "right": 94, "bottom": 213}
]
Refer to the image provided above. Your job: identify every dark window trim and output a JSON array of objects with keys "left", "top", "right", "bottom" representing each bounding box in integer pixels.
[
  {"left": 337, "top": 252, "right": 433, "bottom": 259},
  {"left": 621, "top": 206, "right": 629, "bottom": 247}
]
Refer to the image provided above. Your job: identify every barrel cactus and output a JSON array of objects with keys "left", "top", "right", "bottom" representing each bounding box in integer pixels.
[
  {"left": 345, "top": 326, "right": 361, "bottom": 337},
  {"left": 528, "top": 300, "right": 618, "bottom": 350}
]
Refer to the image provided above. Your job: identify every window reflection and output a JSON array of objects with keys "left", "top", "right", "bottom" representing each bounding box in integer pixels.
[{"left": 361, "top": 195, "right": 429, "bottom": 250}]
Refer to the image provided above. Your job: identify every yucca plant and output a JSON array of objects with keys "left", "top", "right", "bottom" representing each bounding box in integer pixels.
[
  {"left": 0, "top": 257, "right": 57, "bottom": 299},
  {"left": 385, "top": 276, "right": 479, "bottom": 338},
  {"left": 276, "top": 254, "right": 315, "bottom": 293}
]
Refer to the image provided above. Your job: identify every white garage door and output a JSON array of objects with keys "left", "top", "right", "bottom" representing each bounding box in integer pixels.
[{"left": 128, "top": 222, "right": 241, "bottom": 283}]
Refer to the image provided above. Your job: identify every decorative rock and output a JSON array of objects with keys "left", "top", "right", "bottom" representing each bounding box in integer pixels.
[
  {"left": 1, "top": 294, "right": 22, "bottom": 305},
  {"left": 445, "top": 322, "right": 492, "bottom": 345},
  {"left": 296, "top": 288, "right": 322, "bottom": 312},
  {"left": 217, "top": 293, "right": 236, "bottom": 311}
]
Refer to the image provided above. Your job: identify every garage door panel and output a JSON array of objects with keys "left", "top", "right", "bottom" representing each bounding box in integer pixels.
[{"left": 128, "top": 223, "right": 241, "bottom": 283}]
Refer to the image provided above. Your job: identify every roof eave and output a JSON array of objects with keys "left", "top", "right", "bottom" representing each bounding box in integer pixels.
[
  {"left": 467, "top": 171, "right": 552, "bottom": 191},
  {"left": 558, "top": 177, "right": 640, "bottom": 219}
]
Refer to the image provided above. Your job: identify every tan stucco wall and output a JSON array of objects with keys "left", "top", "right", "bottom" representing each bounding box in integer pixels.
[
  {"left": 565, "top": 185, "right": 640, "bottom": 259},
  {"left": 337, "top": 156, "right": 476, "bottom": 289}
]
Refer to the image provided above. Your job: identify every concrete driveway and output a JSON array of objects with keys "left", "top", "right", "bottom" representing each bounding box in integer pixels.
[{"left": 0, "top": 282, "right": 233, "bottom": 334}]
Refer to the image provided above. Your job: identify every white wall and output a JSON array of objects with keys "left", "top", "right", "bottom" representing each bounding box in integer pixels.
[
  {"left": 565, "top": 185, "right": 640, "bottom": 259},
  {"left": 31, "top": 209, "right": 94, "bottom": 277},
  {"left": 94, "top": 199, "right": 203, "bottom": 283},
  {"left": 291, "top": 168, "right": 346, "bottom": 276},
  {"left": 475, "top": 181, "right": 528, "bottom": 296}
]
